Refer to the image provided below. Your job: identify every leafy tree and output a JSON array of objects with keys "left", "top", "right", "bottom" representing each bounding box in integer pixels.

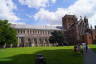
[
  {"left": 0, "top": 20, "right": 17, "bottom": 48},
  {"left": 49, "top": 31, "right": 67, "bottom": 46}
]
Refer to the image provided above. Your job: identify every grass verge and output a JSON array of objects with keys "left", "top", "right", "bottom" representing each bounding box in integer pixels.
[
  {"left": 0, "top": 46, "right": 83, "bottom": 64},
  {"left": 89, "top": 45, "right": 96, "bottom": 53}
]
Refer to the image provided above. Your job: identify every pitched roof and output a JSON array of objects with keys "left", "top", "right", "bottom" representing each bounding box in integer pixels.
[{"left": 11, "top": 24, "right": 62, "bottom": 30}]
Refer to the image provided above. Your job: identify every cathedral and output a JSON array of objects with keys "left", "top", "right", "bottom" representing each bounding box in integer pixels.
[
  {"left": 62, "top": 15, "right": 96, "bottom": 45},
  {"left": 11, "top": 15, "right": 96, "bottom": 47}
]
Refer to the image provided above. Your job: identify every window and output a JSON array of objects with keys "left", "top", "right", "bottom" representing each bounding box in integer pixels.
[
  {"left": 23, "top": 30, "right": 25, "bottom": 34},
  {"left": 17, "top": 29, "right": 19, "bottom": 33}
]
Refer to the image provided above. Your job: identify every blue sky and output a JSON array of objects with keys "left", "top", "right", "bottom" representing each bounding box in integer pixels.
[
  {"left": 0, "top": 0, "right": 96, "bottom": 27},
  {"left": 13, "top": 0, "right": 76, "bottom": 25}
]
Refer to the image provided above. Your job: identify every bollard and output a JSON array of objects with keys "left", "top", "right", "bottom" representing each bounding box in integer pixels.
[{"left": 35, "top": 54, "right": 46, "bottom": 64}]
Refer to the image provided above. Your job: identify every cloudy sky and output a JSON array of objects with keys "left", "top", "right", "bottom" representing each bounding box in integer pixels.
[{"left": 0, "top": 0, "right": 96, "bottom": 27}]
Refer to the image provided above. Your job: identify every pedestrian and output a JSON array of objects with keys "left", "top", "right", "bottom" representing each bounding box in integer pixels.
[
  {"left": 82, "top": 42, "right": 86, "bottom": 54},
  {"left": 77, "top": 43, "right": 81, "bottom": 53},
  {"left": 80, "top": 46, "right": 83, "bottom": 56},
  {"left": 85, "top": 43, "right": 88, "bottom": 53},
  {"left": 74, "top": 45, "right": 77, "bottom": 52}
]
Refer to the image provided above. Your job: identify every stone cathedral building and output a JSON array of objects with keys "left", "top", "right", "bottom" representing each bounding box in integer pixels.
[
  {"left": 62, "top": 15, "right": 96, "bottom": 45},
  {"left": 11, "top": 14, "right": 96, "bottom": 47}
]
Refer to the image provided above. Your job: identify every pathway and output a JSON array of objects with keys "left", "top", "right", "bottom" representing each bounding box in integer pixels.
[{"left": 84, "top": 49, "right": 96, "bottom": 64}]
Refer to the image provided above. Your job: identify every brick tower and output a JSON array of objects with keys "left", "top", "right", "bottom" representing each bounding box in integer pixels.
[{"left": 62, "top": 15, "right": 77, "bottom": 30}]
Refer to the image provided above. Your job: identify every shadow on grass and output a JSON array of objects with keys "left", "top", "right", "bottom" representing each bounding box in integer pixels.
[{"left": 0, "top": 49, "right": 83, "bottom": 64}]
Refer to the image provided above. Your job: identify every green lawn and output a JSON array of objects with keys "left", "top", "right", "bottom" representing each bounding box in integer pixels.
[
  {"left": 0, "top": 46, "right": 83, "bottom": 64},
  {"left": 89, "top": 45, "right": 96, "bottom": 53}
]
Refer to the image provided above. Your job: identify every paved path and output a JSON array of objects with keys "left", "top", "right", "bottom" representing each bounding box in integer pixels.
[{"left": 84, "top": 49, "right": 96, "bottom": 64}]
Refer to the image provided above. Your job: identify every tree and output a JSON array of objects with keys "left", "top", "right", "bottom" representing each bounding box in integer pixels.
[
  {"left": 0, "top": 20, "right": 17, "bottom": 48},
  {"left": 93, "top": 39, "right": 96, "bottom": 44},
  {"left": 49, "top": 31, "right": 67, "bottom": 46}
]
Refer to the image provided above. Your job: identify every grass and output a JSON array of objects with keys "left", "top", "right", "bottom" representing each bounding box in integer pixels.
[
  {"left": 89, "top": 45, "right": 96, "bottom": 53},
  {"left": 0, "top": 46, "right": 83, "bottom": 64}
]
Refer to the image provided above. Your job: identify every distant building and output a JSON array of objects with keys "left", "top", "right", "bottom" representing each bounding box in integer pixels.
[
  {"left": 10, "top": 14, "right": 96, "bottom": 47},
  {"left": 11, "top": 24, "right": 61, "bottom": 47},
  {"left": 62, "top": 15, "right": 96, "bottom": 44}
]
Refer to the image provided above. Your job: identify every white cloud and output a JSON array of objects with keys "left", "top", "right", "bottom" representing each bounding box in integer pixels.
[
  {"left": 34, "top": 8, "right": 67, "bottom": 25},
  {"left": 19, "top": 0, "right": 56, "bottom": 8},
  {"left": 89, "top": 14, "right": 96, "bottom": 27},
  {"left": 68, "top": 0, "right": 96, "bottom": 27},
  {"left": 9, "top": 21, "right": 26, "bottom": 25},
  {"left": 51, "top": 0, "right": 56, "bottom": 3},
  {"left": 0, "top": 0, "right": 20, "bottom": 22},
  {"left": 34, "top": 0, "right": 96, "bottom": 27},
  {"left": 68, "top": 0, "right": 96, "bottom": 17}
]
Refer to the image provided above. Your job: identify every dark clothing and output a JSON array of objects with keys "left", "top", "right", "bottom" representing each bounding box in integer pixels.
[
  {"left": 74, "top": 45, "right": 77, "bottom": 52},
  {"left": 86, "top": 45, "right": 88, "bottom": 53},
  {"left": 35, "top": 55, "right": 46, "bottom": 64}
]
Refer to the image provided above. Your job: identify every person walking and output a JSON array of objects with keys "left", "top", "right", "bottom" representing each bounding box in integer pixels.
[
  {"left": 85, "top": 43, "right": 88, "bottom": 53},
  {"left": 82, "top": 42, "right": 86, "bottom": 54},
  {"left": 77, "top": 43, "right": 81, "bottom": 53},
  {"left": 74, "top": 45, "right": 77, "bottom": 52}
]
